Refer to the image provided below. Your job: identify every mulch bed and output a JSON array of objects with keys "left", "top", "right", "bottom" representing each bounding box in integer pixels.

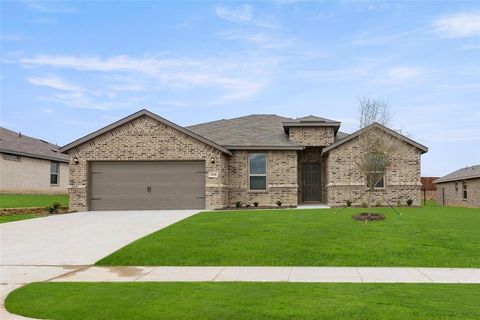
[
  {"left": 218, "top": 205, "right": 297, "bottom": 210},
  {"left": 352, "top": 212, "right": 386, "bottom": 222}
]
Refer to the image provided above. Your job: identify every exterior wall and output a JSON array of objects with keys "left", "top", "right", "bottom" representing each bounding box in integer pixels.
[
  {"left": 297, "top": 147, "right": 324, "bottom": 203},
  {"left": 0, "top": 154, "right": 68, "bottom": 194},
  {"left": 68, "top": 115, "right": 228, "bottom": 211},
  {"left": 227, "top": 150, "right": 298, "bottom": 207},
  {"left": 324, "top": 130, "right": 422, "bottom": 207},
  {"left": 289, "top": 127, "right": 334, "bottom": 146},
  {"left": 436, "top": 179, "right": 480, "bottom": 207}
]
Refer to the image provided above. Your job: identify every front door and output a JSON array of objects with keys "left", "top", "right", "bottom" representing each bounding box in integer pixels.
[{"left": 302, "top": 164, "right": 321, "bottom": 202}]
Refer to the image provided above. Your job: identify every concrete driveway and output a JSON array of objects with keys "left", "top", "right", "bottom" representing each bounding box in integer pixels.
[
  {"left": 1, "top": 210, "right": 199, "bottom": 266},
  {"left": 1, "top": 210, "right": 200, "bottom": 319}
]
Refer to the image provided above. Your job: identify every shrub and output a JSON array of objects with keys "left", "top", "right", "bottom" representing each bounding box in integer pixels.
[
  {"left": 376, "top": 200, "right": 382, "bottom": 207},
  {"left": 406, "top": 199, "right": 413, "bottom": 206},
  {"left": 235, "top": 201, "right": 242, "bottom": 208},
  {"left": 245, "top": 204, "right": 251, "bottom": 208},
  {"left": 275, "top": 200, "right": 282, "bottom": 207},
  {"left": 48, "top": 202, "right": 62, "bottom": 214},
  {"left": 346, "top": 200, "right": 352, "bottom": 207},
  {"left": 361, "top": 201, "right": 368, "bottom": 208},
  {"left": 396, "top": 200, "right": 401, "bottom": 207},
  {"left": 253, "top": 201, "right": 259, "bottom": 207}
]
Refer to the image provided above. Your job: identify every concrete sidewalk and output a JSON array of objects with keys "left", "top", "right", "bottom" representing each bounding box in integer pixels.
[
  {"left": 2, "top": 265, "right": 479, "bottom": 319},
  {"left": 49, "top": 266, "right": 480, "bottom": 283}
]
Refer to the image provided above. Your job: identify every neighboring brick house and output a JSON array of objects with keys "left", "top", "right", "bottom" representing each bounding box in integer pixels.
[
  {"left": 0, "top": 127, "right": 69, "bottom": 194},
  {"left": 60, "top": 109, "right": 428, "bottom": 211},
  {"left": 435, "top": 165, "right": 480, "bottom": 208}
]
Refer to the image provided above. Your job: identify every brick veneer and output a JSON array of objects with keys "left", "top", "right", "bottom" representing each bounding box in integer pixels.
[
  {"left": 227, "top": 150, "right": 298, "bottom": 206},
  {"left": 324, "top": 129, "right": 422, "bottom": 207},
  {"left": 289, "top": 127, "right": 334, "bottom": 146},
  {"left": 436, "top": 178, "right": 480, "bottom": 207},
  {"left": 67, "top": 115, "right": 228, "bottom": 211}
]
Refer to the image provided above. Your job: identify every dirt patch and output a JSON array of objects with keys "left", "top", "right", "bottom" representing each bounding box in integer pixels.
[{"left": 352, "top": 212, "right": 385, "bottom": 222}]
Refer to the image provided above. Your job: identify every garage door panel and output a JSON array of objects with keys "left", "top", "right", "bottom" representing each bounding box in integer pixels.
[{"left": 89, "top": 161, "right": 205, "bottom": 210}]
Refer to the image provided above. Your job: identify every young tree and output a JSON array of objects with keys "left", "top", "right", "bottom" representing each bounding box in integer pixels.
[{"left": 356, "top": 98, "right": 396, "bottom": 209}]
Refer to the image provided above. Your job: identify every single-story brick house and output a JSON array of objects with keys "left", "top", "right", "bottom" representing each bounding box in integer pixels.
[
  {"left": 0, "top": 127, "right": 69, "bottom": 194},
  {"left": 435, "top": 165, "right": 480, "bottom": 208},
  {"left": 60, "top": 109, "right": 428, "bottom": 211}
]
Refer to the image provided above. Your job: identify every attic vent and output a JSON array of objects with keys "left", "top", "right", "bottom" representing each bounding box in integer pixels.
[{"left": 51, "top": 149, "right": 58, "bottom": 153}]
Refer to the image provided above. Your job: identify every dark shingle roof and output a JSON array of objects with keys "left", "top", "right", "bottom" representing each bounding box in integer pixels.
[
  {"left": 434, "top": 165, "right": 480, "bottom": 184},
  {"left": 187, "top": 114, "right": 305, "bottom": 149},
  {"left": 0, "top": 127, "right": 69, "bottom": 162}
]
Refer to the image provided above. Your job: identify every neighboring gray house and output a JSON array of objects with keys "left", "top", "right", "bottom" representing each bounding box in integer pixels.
[
  {"left": 435, "top": 165, "right": 480, "bottom": 208},
  {"left": 60, "top": 109, "right": 428, "bottom": 211},
  {"left": 0, "top": 127, "right": 69, "bottom": 194}
]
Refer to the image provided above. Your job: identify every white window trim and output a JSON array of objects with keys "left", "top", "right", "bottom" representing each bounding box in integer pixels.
[
  {"left": 248, "top": 153, "right": 267, "bottom": 191},
  {"left": 50, "top": 161, "right": 59, "bottom": 186}
]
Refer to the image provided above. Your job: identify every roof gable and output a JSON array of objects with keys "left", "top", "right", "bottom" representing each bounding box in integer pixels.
[
  {"left": 60, "top": 109, "right": 232, "bottom": 155},
  {"left": 321, "top": 122, "right": 428, "bottom": 155}
]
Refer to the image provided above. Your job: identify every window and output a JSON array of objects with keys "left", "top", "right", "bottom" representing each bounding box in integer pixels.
[
  {"left": 463, "top": 181, "right": 467, "bottom": 200},
  {"left": 50, "top": 161, "right": 59, "bottom": 185},
  {"left": 367, "top": 172, "right": 385, "bottom": 188},
  {"left": 2, "top": 153, "right": 20, "bottom": 161},
  {"left": 249, "top": 153, "right": 266, "bottom": 190},
  {"left": 455, "top": 182, "right": 458, "bottom": 192}
]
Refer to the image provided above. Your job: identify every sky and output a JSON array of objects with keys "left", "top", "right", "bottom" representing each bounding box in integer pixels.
[{"left": 1, "top": 0, "right": 479, "bottom": 176}]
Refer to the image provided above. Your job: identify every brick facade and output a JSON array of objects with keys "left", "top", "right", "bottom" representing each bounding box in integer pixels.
[
  {"left": 68, "top": 115, "right": 228, "bottom": 211},
  {"left": 289, "top": 127, "right": 334, "bottom": 146},
  {"left": 66, "top": 113, "right": 426, "bottom": 210},
  {"left": 324, "top": 130, "right": 422, "bottom": 207},
  {"left": 227, "top": 150, "right": 298, "bottom": 207},
  {"left": 436, "top": 178, "right": 480, "bottom": 207}
]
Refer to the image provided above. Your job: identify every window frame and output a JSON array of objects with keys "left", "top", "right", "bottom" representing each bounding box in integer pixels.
[
  {"left": 366, "top": 171, "right": 385, "bottom": 189},
  {"left": 50, "top": 161, "right": 59, "bottom": 185},
  {"left": 248, "top": 153, "right": 267, "bottom": 191},
  {"left": 462, "top": 181, "right": 467, "bottom": 200}
]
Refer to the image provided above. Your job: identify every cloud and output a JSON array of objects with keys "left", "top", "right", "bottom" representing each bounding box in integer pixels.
[
  {"left": 216, "top": 4, "right": 254, "bottom": 23},
  {"left": 217, "top": 30, "right": 294, "bottom": 48},
  {"left": 21, "top": 0, "right": 77, "bottom": 13},
  {"left": 215, "top": 4, "right": 278, "bottom": 29},
  {"left": 351, "top": 29, "right": 419, "bottom": 46},
  {"left": 433, "top": 12, "right": 480, "bottom": 38},
  {"left": 19, "top": 54, "right": 275, "bottom": 107},
  {"left": 27, "top": 75, "right": 85, "bottom": 92}
]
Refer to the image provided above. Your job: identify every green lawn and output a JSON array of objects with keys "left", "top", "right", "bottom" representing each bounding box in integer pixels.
[
  {"left": 6, "top": 282, "right": 479, "bottom": 320},
  {"left": 0, "top": 194, "right": 68, "bottom": 208},
  {"left": 0, "top": 213, "right": 39, "bottom": 224},
  {"left": 97, "top": 205, "right": 480, "bottom": 267}
]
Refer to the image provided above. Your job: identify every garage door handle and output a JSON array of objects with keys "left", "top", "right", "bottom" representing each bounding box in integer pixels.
[
  {"left": 91, "top": 198, "right": 102, "bottom": 200},
  {"left": 196, "top": 196, "right": 206, "bottom": 199}
]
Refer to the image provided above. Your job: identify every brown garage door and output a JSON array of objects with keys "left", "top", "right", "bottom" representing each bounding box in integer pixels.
[{"left": 89, "top": 161, "right": 205, "bottom": 210}]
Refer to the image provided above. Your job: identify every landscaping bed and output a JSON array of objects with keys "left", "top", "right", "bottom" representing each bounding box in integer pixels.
[{"left": 5, "top": 282, "right": 479, "bottom": 320}]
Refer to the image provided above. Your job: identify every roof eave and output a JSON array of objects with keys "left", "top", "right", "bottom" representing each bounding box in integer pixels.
[
  {"left": 59, "top": 109, "right": 233, "bottom": 156},
  {"left": 226, "top": 145, "right": 304, "bottom": 151},
  {"left": 321, "top": 123, "right": 428, "bottom": 155},
  {"left": 434, "top": 175, "right": 480, "bottom": 184},
  {"left": 0, "top": 148, "right": 69, "bottom": 163}
]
